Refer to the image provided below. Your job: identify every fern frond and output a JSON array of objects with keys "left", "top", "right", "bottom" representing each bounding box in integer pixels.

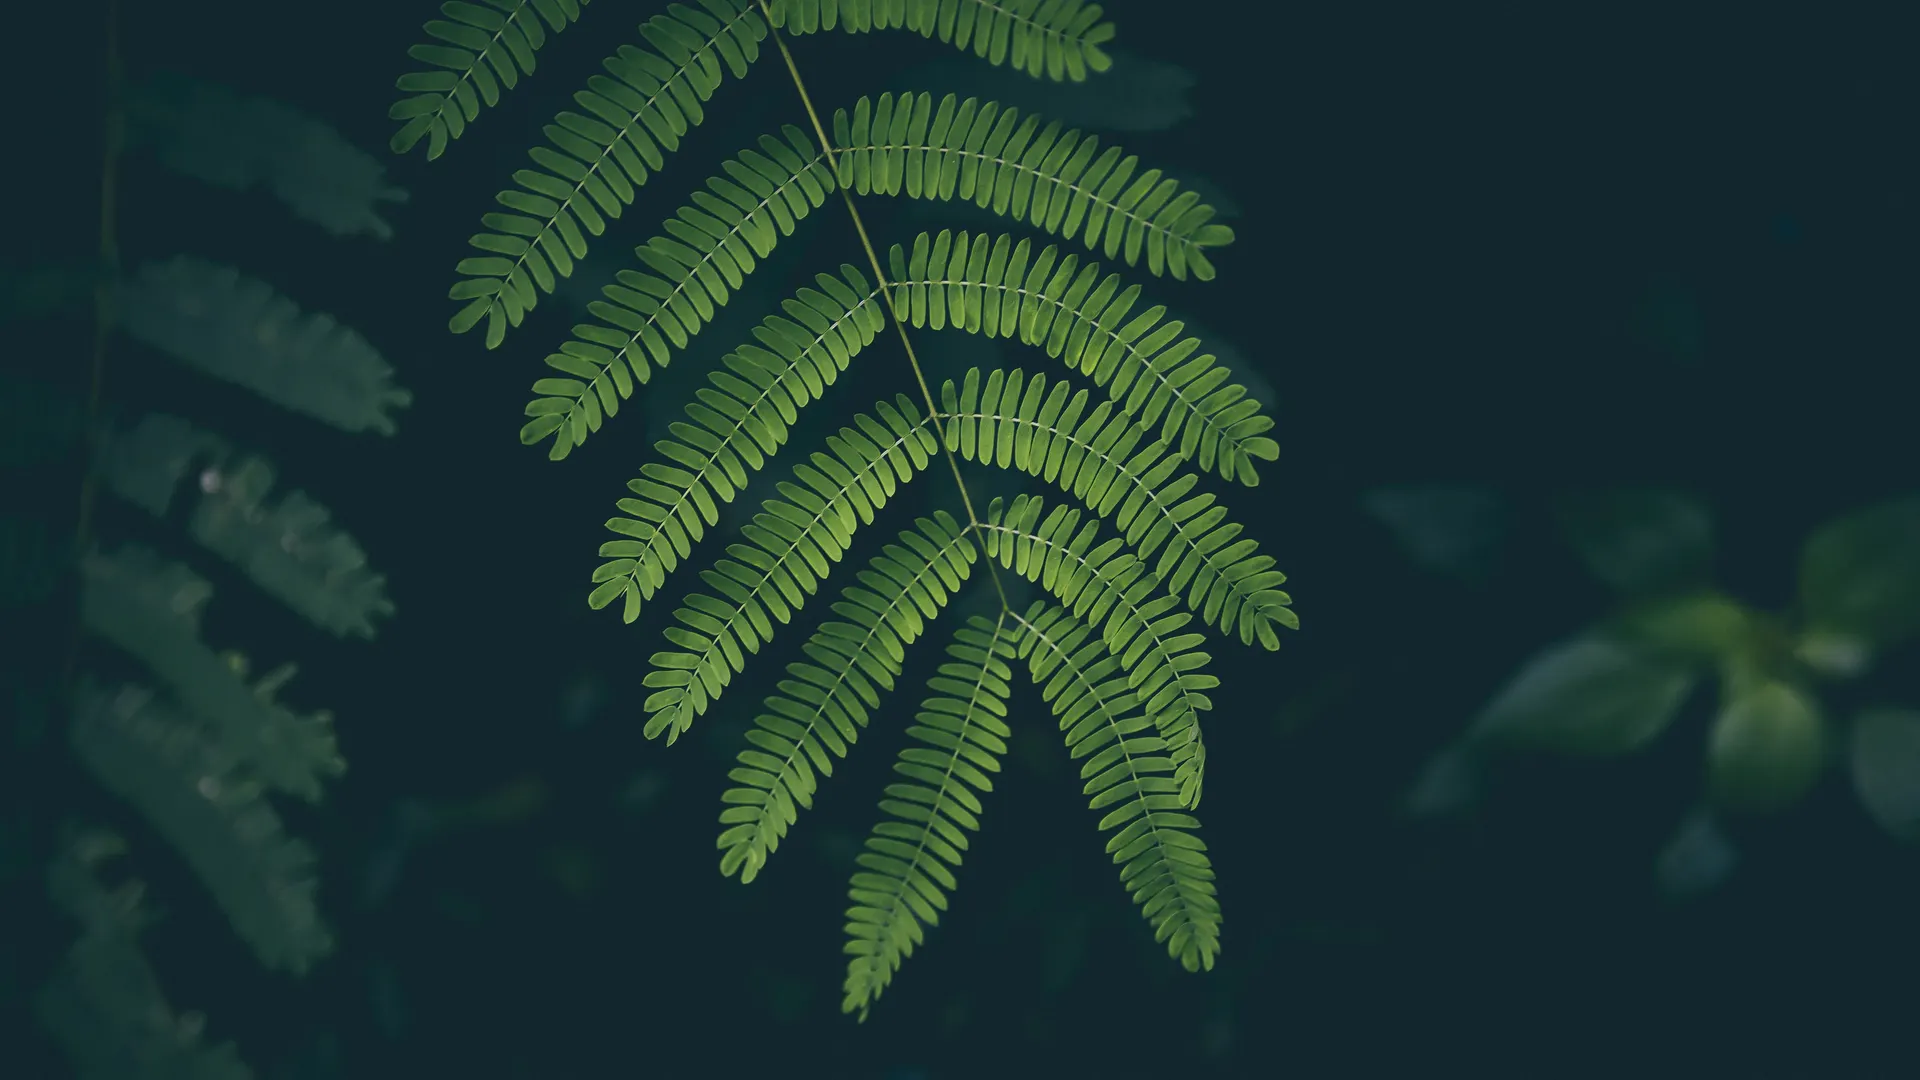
[
  {"left": 80, "top": 547, "right": 343, "bottom": 802},
  {"left": 834, "top": 92, "right": 1233, "bottom": 280},
  {"left": 593, "top": 363, "right": 1294, "bottom": 649},
  {"left": 717, "top": 511, "right": 977, "bottom": 882},
  {"left": 104, "top": 415, "right": 395, "bottom": 640},
  {"left": 941, "top": 368, "right": 1297, "bottom": 649},
  {"left": 450, "top": 0, "right": 771, "bottom": 347},
  {"left": 417, "top": 0, "right": 1293, "bottom": 1013},
  {"left": 519, "top": 100, "right": 1235, "bottom": 458},
  {"left": 138, "top": 76, "right": 408, "bottom": 240},
  {"left": 631, "top": 397, "right": 942, "bottom": 743},
  {"left": 118, "top": 258, "right": 412, "bottom": 436},
  {"left": 583, "top": 237, "right": 1277, "bottom": 620},
  {"left": 39, "top": 832, "right": 257, "bottom": 1080},
  {"left": 69, "top": 679, "right": 332, "bottom": 974},
  {"left": 588, "top": 264, "right": 887, "bottom": 617},
  {"left": 390, "top": 0, "right": 594, "bottom": 161},
  {"left": 533, "top": 222, "right": 1274, "bottom": 483},
  {"left": 981, "top": 494, "right": 1212, "bottom": 807},
  {"left": 841, "top": 613, "right": 1020, "bottom": 1020},
  {"left": 770, "top": 0, "right": 1115, "bottom": 82},
  {"left": 1014, "top": 602, "right": 1220, "bottom": 973},
  {"left": 520, "top": 128, "right": 838, "bottom": 457},
  {"left": 888, "top": 230, "right": 1275, "bottom": 483}
]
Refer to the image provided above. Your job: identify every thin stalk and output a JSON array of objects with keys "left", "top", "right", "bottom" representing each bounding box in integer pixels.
[
  {"left": 65, "top": 0, "right": 124, "bottom": 688},
  {"left": 757, "top": 1, "right": 1015, "bottom": 616}
]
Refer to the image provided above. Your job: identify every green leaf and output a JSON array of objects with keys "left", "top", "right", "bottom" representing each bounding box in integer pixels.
[
  {"left": 389, "top": 0, "right": 597, "bottom": 160},
  {"left": 1469, "top": 634, "right": 1699, "bottom": 756},
  {"left": 841, "top": 615, "right": 1022, "bottom": 1021},
  {"left": 1849, "top": 708, "right": 1920, "bottom": 842},
  {"left": 1606, "top": 591, "right": 1754, "bottom": 664},
  {"left": 447, "top": 0, "right": 771, "bottom": 344},
  {"left": 1554, "top": 488, "right": 1714, "bottom": 596},
  {"left": 1706, "top": 679, "right": 1826, "bottom": 814},
  {"left": 1798, "top": 495, "right": 1920, "bottom": 651},
  {"left": 771, "top": 0, "right": 1116, "bottom": 82}
]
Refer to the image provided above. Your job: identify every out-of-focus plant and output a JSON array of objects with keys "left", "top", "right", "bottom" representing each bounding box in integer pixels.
[
  {"left": 1409, "top": 490, "right": 1920, "bottom": 889},
  {"left": 2, "top": 47, "right": 407, "bottom": 1076}
]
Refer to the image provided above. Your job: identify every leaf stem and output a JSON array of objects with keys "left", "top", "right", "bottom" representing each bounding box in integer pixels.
[
  {"left": 66, "top": 0, "right": 124, "bottom": 689},
  {"left": 758, "top": 1, "right": 1014, "bottom": 617}
]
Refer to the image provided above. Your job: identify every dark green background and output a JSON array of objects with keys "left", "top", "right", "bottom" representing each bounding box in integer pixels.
[{"left": 9, "top": 1, "right": 1918, "bottom": 1076}]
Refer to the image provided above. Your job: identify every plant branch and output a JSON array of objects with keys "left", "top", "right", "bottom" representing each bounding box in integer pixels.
[{"left": 758, "top": 0, "right": 1015, "bottom": 617}]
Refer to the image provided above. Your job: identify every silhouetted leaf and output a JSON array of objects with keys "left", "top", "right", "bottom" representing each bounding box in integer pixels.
[
  {"left": 1798, "top": 495, "right": 1920, "bottom": 651},
  {"left": 1655, "top": 809, "right": 1738, "bottom": 899},
  {"left": 1555, "top": 488, "right": 1713, "bottom": 596},
  {"left": 1850, "top": 707, "right": 1920, "bottom": 842},
  {"left": 1403, "top": 743, "right": 1484, "bottom": 817},
  {"left": 1362, "top": 486, "right": 1508, "bottom": 583},
  {"left": 1470, "top": 634, "right": 1699, "bottom": 756}
]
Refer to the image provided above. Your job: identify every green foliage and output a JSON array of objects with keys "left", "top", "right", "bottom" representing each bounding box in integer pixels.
[
  {"left": 1017, "top": 602, "right": 1217, "bottom": 970},
  {"left": 608, "top": 368, "right": 1290, "bottom": 752},
  {"left": 518, "top": 125, "right": 842, "bottom": 458},
  {"left": 627, "top": 391, "right": 942, "bottom": 743},
  {"left": 935, "top": 371, "right": 1289, "bottom": 648},
  {"left": 1797, "top": 497, "right": 1920, "bottom": 651},
  {"left": 511, "top": 96, "right": 1234, "bottom": 458},
  {"left": 839, "top": 613, "right": 1018, "bottom": 1017},
  {"left": 390, "top": 0, "right": 593, "bottom": 160},
  {"left": 36, "top": 833, "right": 255, "bottom": 1080},
  {"left": 582, "top": 266, "right": 1282, "bottom": 642},
  {"left": 116, "top": 258, "right": 411, "bottom": 436},
  {"left": 133, "top": 76, "right": 408, "bottom": 240},
  {"left": 71, "top": 85, "right": 401, "bottom": 964},
  {"left": 1454, "top": 633, "right": 1700, "bottom": 758},
  {"left": 402, "top": 0, "right": 1294, "bottom": 1018},
  {"left": 68, "top": 673, "right": 332, "bottom": 971},
  {"left": 717, "top": 511, "right": 979, "bottom": 882},
  {"left": 103, "top": 415, "right": 396, "bottom": 640},
  {"left": 835, "top": 92, "right": 1233, "bottom": 279},
  {"left": 767, "top": 0, "right": 1116, "bottom": 81},
  {"left": 1705, "top": 676, "right": 1826, "bottom": 815},
  {"left": 1851, "top": 707, "right": 1920, "bottom": 843},
  {"left": 980, "top": 494, "right": 1215, "bottom": 807},
  {"left": 1422, "top": 490, "right": 1920, "bottom": 886},
  {"left": 21, "top": 71, "right": 406, "bottom": 1078},
  {"left": 430, "top": 0, "right": 1157, "bottom": 349},
  {"left": 442, "top": 0, "right": 771, "bottom": 346}
]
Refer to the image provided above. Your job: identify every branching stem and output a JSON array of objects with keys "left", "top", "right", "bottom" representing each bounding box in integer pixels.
[{"left": 759, "top": 1, "right": 1015, "bottom": 617}]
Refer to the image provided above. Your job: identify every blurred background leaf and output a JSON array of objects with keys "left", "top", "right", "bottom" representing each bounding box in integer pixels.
[
  {"left": 1798, "top": 496, "right": 1920, "bottom": 654},
  {"left": 1850, "top": 708, "right": 1920, "bottom": 843},
  {"left": 1467, "top": 634, "right": 1699, "bottom": 756},
  {"left": 1706, "top": 680, "right": 1827, "bottom": 815},
  {"left": 1554, "top": 488, "right": 1715, "bottom": 597}
]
